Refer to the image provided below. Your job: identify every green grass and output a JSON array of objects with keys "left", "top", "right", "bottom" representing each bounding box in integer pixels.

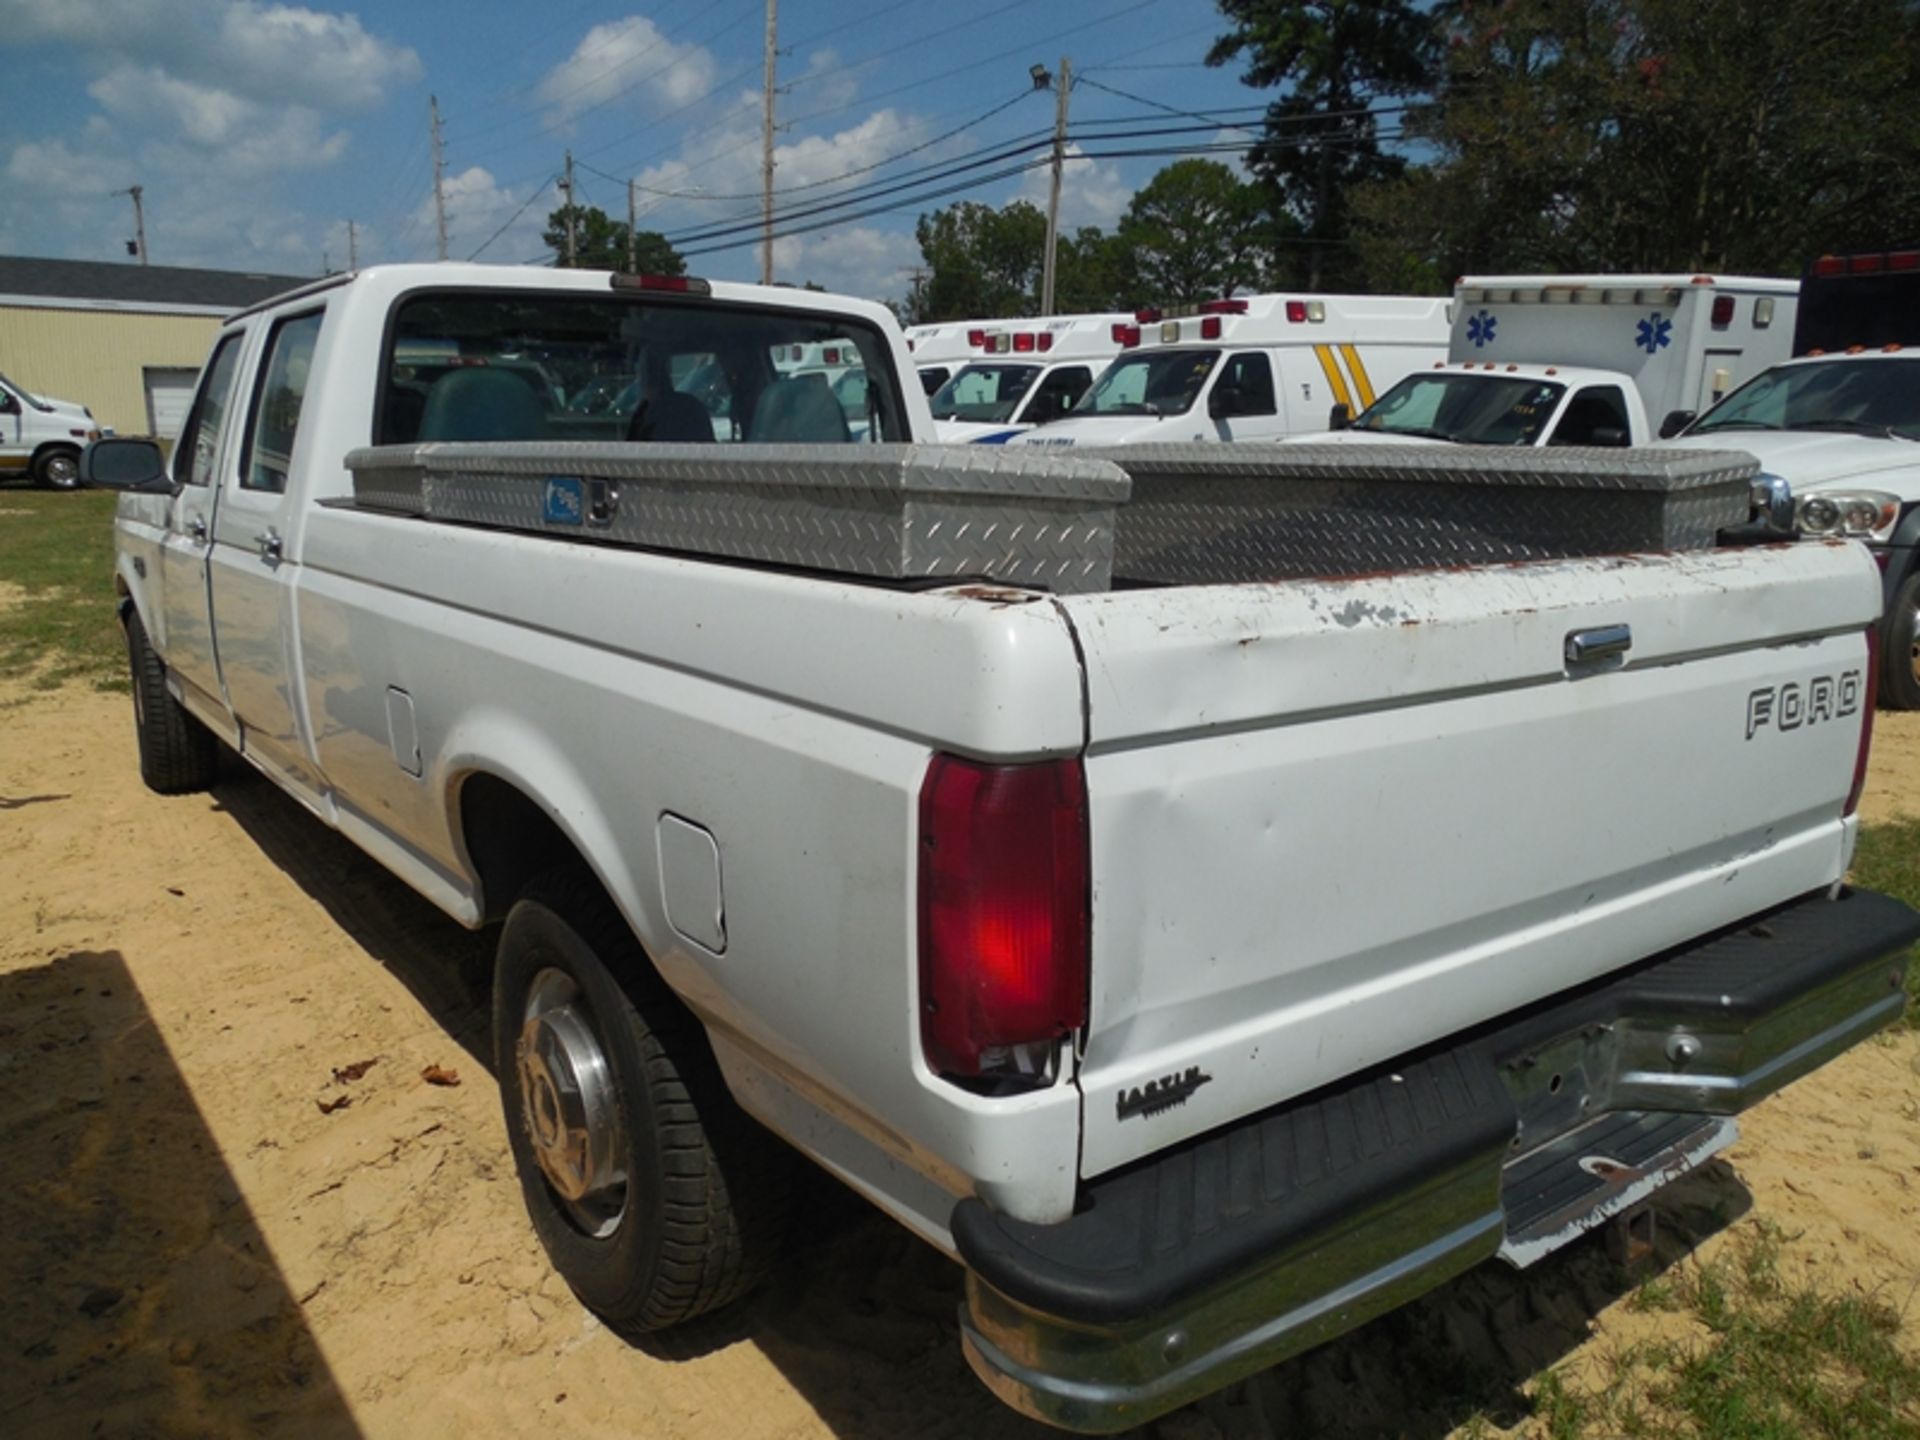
[
  {"left": 0, "top": 486, "right": 125, "bottom": 691},
  {"left": 1850, "top": 817, "right": 1920, "bottom": 1026},
  {"left": 1532, "top": 1224, "right": 1920, "bottom": 1440}
]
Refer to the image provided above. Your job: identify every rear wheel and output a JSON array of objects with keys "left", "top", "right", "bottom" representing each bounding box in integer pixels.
[
  {"left": 494, "top": 866, "right": 793, "bottom": 1334},
  {"left": 1883, "top": 571, "right": 1920, "bottom": 711},
  {"left": 126, "top": 611, "right": 219, "bottom": 793},
  {"left": 32, "top": 447, "right": 81, "bottom": 491}
]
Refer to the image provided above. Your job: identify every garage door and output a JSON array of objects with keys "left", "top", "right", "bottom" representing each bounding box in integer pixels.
[{"left": 143, "top": 367, "right": 199, "bottom": 439}]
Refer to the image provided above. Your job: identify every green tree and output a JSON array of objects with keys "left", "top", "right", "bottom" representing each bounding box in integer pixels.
[
  {"left": 909, "top": 200, "right": 1048, "bottom": 322},
  {"left": 542, "top": 204, "right": 686, "bottom": 275},
  {"left": 1118, "top": 159, "right": 1278, "bottom": 302},
  {"left": 1209, "top": 0, "right": 1435, "bottom": 289},
  {"left": 1054, "top": 226, "right": 1135, "bottom": 312},
  {"left": 1349, "top": 0, "right": 1920, "bottom": 287}
]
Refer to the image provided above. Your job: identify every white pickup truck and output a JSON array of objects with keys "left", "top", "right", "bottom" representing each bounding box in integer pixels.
[{"left": 85, "top": 264, "right": 1918, "bottom": 1433}]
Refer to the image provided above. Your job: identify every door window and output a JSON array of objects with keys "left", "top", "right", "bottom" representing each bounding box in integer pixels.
[
  {"left": 1022, "top": 365, "right": 1093, "bottom": 424},
  {"left": 1548, "top": 386, "right": 1632, "bottom": 445},
  {"left": 175, "top": 334, "right": 246, "bottom": 487},
  {"left": 242, "top": 311, "right": 323, "bottom": 492},
  {"left": 1219, "top": 352, "right": 1277, "bottom": 416}
]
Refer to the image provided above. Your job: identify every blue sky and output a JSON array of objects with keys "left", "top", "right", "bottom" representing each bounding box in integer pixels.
[{"left": 0, "top": 0, "right": 1276, "bottom": 302}]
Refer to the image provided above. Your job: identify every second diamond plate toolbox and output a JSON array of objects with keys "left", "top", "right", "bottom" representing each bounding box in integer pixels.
[
  {"left": 1100, "top": 443, "right": 1760, "bottom": 585},
  {"left": 345, "top": 441, "right": 1133, "bottom": 594}
]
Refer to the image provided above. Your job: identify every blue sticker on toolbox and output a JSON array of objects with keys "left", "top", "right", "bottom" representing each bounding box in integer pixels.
[{"left": 543, "top": 476, "right": 585, "bottom": 525}]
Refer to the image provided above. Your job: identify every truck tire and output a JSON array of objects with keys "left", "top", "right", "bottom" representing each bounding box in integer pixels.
[
  {"left": 32, "top": 446, "right": 81, "bottom": 491},
  {"left": 1884, "top": 571, "right": 1920, "bottom": 711},
  {"left": 126, "top": 611, "right": 220, "bottom": 793},
  {"left": 494, "top": 865, "right": 792, "bottom": 1334}
]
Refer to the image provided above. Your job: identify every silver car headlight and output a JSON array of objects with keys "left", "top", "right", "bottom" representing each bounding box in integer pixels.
[{"left": 1796, "top": 489, "right": 1901, "bottom": 541}]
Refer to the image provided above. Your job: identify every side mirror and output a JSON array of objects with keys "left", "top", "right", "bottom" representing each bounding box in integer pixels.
[
  {"left": 1589, "top": 425, "right": 1630, "bottom": 448},
  {"left": 1328, "top": 402, "right": 1352, "bottom": 431},
  {"left": 80, "top": 437, "right": 169, "bottom": 492},
  {"left": 0, "top": 392, "right": 19, "bottom": 416},
  {"left": 1208, "top": 385, "right": 1244, "bottom": 420},
  {"left": 1658, "top": 408, "right": 1696, "bottom": 439}
]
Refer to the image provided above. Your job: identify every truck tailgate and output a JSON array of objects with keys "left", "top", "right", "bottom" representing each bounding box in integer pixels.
[{"left": 1061, "top": 541, "right": 1881, "bottom": 1178}]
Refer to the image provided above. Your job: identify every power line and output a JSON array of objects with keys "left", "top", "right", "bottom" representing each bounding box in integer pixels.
[{"left": 1075, "top": 74, "right": 1260, "bottom": 132}]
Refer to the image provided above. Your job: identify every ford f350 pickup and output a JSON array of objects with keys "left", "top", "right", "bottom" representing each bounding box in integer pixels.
[{"left": 83, "top": 264, "right": 1918, "bottom": 1433}]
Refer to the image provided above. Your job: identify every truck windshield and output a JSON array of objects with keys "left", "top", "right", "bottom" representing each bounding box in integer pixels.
[
  {"left": 1081, "top": 349, "right": 1219, "bottom": 417},
  {"left": 931, "top": 363, "right": 1040, "bottom": 422},
  {"left": 0, "top": 369, "right": 47, "bottom": 410},
  {"left": 1690, "top": 357, "right": 1920, "bottom": 439},
  {"left": 1353, "top": 374, "right": 1567, "bottom": 444},
  {"left": 378, "top": 291, "right": 905, "bottom": 446}
]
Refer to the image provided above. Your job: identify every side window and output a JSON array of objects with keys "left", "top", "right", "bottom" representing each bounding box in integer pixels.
[
  {"left": 175, "top": 334, "right": 245, "bottom": 487},
  {"left": 242, "top": 311, "right": 323, "bottom": 492},
  {"left": 1024, "top": 365, "right": 1092, "bottom": 423},
  {"left": 1222, "top": 352, "right": 1277, "bottom": 415},
  {"left": 1549, "top": 385, "right": 1632, "bottom": 446}
]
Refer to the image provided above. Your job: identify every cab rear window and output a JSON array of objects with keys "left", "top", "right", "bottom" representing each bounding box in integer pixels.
[{"left": 376, "top": 291, "right": 905, "bottom": 446}]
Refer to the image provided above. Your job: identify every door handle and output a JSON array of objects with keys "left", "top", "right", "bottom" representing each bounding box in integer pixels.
[
  {"left": 1565, "top": 623, "right": 1632, "bottom": 665},
  {"left": 256, "top": 529, "right": 283, "bottom": 562},
  {"left": 188, "top": 517, "right": 208, "bottom": 544}
]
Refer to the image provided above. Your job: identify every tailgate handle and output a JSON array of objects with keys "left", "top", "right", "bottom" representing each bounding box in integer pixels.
[{"left": 1565, "top": 623, "right": 1632, "bottom": 665}]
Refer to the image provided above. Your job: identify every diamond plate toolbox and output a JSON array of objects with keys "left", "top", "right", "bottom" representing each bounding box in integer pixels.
[
  {"left": 345, "top": 441, "right": 1133, "bottom": 594},
  {"left": 1099, "top": 444, "right": 1761, "bottom": 585}
]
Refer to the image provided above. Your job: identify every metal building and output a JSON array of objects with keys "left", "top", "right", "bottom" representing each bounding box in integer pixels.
[{"left": 0, "top": 256, "right": 307, "bottom": 438}]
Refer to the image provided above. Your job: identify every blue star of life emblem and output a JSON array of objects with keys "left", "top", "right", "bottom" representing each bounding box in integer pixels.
[
  {"left": 1636, "top": 313, "right": 1673, "bottom": 354},
  {"left": 1466, "top": 309, "right": 1497, "bottom": 347}
]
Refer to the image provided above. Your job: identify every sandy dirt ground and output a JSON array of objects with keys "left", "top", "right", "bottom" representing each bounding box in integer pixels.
[{"left": 2, "top": 685, "right": 1917, "bottom": 1440}]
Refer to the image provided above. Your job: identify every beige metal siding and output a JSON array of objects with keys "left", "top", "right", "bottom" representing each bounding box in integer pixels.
[{"left": 0, "top": 304, "right": 221, "bottom": 435}]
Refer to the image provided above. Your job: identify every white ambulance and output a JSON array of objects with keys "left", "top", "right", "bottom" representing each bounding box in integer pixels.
[
  {"left": 903, "top": 321, "right": 994, "bottom": 398},
  {"left": 1007, "top": 293, "right": 1450, "bottom": 448},
  {"left": 927, "top": 313, "right": 1131, "bottom": 443},
  {"left": 1314, "top": 274, "right": 1798, "bottom": 449}
]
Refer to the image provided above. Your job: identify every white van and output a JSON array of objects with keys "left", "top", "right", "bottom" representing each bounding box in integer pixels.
[
  {"left": 928, "top": 313, "right": 1130, "bottom": 443},
  {"left": 0, "top": 369, "right": 105, "bottom": 490},
  {"left": 1314, "top": 274, "right": 1799, "bottom": 449},
  {"left": 1008, "top": 294, "right": 1450, "bottom": 448}
]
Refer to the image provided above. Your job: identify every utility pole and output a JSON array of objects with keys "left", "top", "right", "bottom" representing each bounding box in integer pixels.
[
  {"left": 627, "top": 178, "right": 638, "bottom": 274},
  {"left": 347, "top": 219, "right": 359, "bottom": 270},
  {"left": 760, "top": 0, "right": 777, "bottom": 285},
  {"left": 430, "top": 95, "right": 449, "bottom": 261},
  {"left": 116, "top": 185, "right": 147, "bottom": 265},
  {"left": 1041, "top": 56, "right": 1071, "bottom": 316},
  {"left": 560, "top": 151, "right": 577, "bottom": 267}
]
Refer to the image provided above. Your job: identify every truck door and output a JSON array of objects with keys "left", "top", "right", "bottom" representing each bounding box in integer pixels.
[
  {"left": 156, "top": 330, "right": 248, "bottom": 716},
  {"left": 1206, "top": 351, "right": 1282, "bottom": 440},
  {"left": 208, "top": 307, "right": 324, "bottom": 792}
]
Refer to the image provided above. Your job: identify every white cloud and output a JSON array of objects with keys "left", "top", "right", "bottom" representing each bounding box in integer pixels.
[
  {"left": 0, "top": 0, "right": 420, "bottom": 109},
  {"left": 1017, "top": 143, "right": 1133, "bottom": 232},
  {"left": 771, "top": 225, "right": 922, "bottom": 301},
  {"left": 404, "top": 166, "right": 552, "bottom": 264},
  {"left": 87, "top": 65, "right": 347, "bottom": 171},
  {"left": 537, "top": 15, "right": 719, "bottom": 126}
]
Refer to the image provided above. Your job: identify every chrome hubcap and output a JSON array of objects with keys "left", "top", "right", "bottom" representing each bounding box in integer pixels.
[
  {"left": 46, "top": 454, "right": 77, "bottom": 487},
  {"left": 516, "top": 968, "right": 626, "bottom": 1236}
]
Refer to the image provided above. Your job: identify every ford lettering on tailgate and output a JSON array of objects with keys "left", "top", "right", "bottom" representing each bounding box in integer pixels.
[{"left": 1746, "top": 669, "right": 1862, "bottom": 740}]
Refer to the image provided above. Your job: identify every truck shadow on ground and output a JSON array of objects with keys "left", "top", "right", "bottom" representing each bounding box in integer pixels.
[
  {"left": 207, "top": 759, "right": 495, "bottom": 1074},
  {"left": 193, "top": 764, "right": 1759, "bottom": 1440},
  {"left": 0, "top": 948, "right": 363, "bottom": 1438}
]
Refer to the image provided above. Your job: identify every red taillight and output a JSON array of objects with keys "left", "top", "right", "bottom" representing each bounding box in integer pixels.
[
  {"left": 1135, "top": 307, "right": 1162, "bottom": 323},
  {"left": 609, "top": 272, "right": 712, "bottom": 295},
  {"left": 1849, "top": 254, "right": 1885, "bottom": 275},
  {"left": 1014, "top": 331, "right": 1036, "bottom": 352},
  {"left": 1813, "top": 255, "right": 1845, "bottom": 276},
  {"left": 1112, "top": 324, "right": 1141, "bottom": 348},
  {"left": 1710, "top": 294, "right": 1734, "bottom": 326},
  {"left": 1037, "top": 333, "right": 1054, "bottom": 352},
  {"left": 1199, "top": 315, "right": 1222, "bottom": 339},
  {"left": 1890, "top": 251, "right": 1920, "bottom": 272},
  {"left": 1846, "top": 626, "right": 1880, "bottom": 818},
  {"left": 967, "top": 329, "right": 986, "bottom": 347},
  {"left": 1285, "top": 300, "right": 1307, "bottom": 323},
  {"left": 918, "top": 755, "right": 1089, "bottom": 1078},
  {"left": 1199, "top": 298, "right": 1249, "bottom": 315},
  {"left": 823, "top": 347, "right": 841, "bottom": 364}
]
